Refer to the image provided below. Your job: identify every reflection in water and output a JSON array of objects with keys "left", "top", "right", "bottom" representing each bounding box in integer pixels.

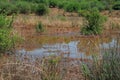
[
  {"left": 17, "top": 33, "right": 120, "bottom": 59},
  {"left": 100, "top": 38, "right": 117, "bottom": 49}
]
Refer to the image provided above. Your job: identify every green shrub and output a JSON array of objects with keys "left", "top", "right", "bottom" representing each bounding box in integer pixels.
[
  {"left": 29, "top": 3, "right": 38, "bottom": 13},
  {"left": 79, "top": 0, "right": 91, "bottom": 10},
  {"left": 112, "top": 1, "right": 120, "bottom": 10},
  {"left": 81, "top": 9, "right": 106, "bottom": 35},
  {"left": 22, "top": 0, "right": 49, "bottom": 6},
  {"left": 22, "top": 0, "right": 47, "bottom": 3},
  {"left": 16, "top": 1, "right": 31, "bottom": 14},
  {"left": 8, "top": 4, "right": 18, "bottom": 15},
  {"left": 0, "top": 1, "right": 18, "bottom": 15},
  {"left": 64, "top": 2, "right": 80, "bottom": 12},
  {"left": 101, "top": 0, "right": 116, "bottom": 11},
  {"left": 48, "top": 0, "right": 58, "bottom": 8},
  {"left": 0, "top": 2, "right": 9, "bottom": 14},
  {"left": 35, "top": 4, "right": 48, "bottom": 16},
  {"left": 0, "top": 14, "right": 11, "bottom": 28},
  {"left": 78, "top": 10, "right": 90, "bottom": 17},
  {"left": 0, "top": 29, "right": 13, "bottom": 53},
  {"left": 58, "top": 1, "right": 67, "bottom": 9},
  {"left": 90, "top": 0, "right": 105, "bottom": 11},
  {"left": 36, "top": 22, "right": 44, "bottom": 32},
  {"left": 0, "top": 14, "right": 17, "bottom": 54},
  {"left": 79, "top": 0, "right": 105, "bottom": 11}
]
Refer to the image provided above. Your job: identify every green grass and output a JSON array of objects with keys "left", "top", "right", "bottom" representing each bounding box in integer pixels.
[{"left": 82, "top": 38, "right": 120, "bottom": 80}]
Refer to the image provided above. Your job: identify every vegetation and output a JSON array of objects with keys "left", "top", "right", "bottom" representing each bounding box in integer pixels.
[
  {"left": 82, "top": 45, "right": 120, "bottom": 80},
  {"left": 112, "top": 1, "right": 120, "bottom": 10},
  {"left": 64, "top": 2, "right": 80, "bottom": 12},
  {"left": 0, "top": 0, "right": 119, "bottom": 80},
  {"left": 0, "top": 14, "right": 18, "bottom": 55},
  {"left": 35, "top": 4, "right": 48, "bottom": 16},
  {"left": 81, "top": 9, "right": 107, "bottom": 35},
  {"left": 36, "top": 22, "right": 44, "bottom": 32},
  {"left": 0, "top": 54, "right": 69, "bottom": 80},
  {"left": 0, "top": 0, "right": 119, "bottom": 16},
  {"left": 48, "top": 0, "right": 58, "bottom": 8},
  {"left": 0, "top": 39, "right": 120, "bottom": 80},
  {"left": 16, "top": 1, "right": 31, "bottom": 14}
]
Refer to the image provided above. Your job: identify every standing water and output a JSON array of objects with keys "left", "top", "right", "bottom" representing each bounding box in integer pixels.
[{"left": 16, "top": 33, "right": 120, "bottom": 60}]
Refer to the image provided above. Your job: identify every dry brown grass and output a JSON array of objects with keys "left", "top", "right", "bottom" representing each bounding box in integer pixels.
[
  {"left": 0, "top": 54, "right": 85, "bottom": 80},
  {"left": 13, "top": 13, "right": 120, "bottom": 37}
]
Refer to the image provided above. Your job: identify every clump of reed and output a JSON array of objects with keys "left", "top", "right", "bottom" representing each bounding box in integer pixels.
[{"left": 82, "top": 37, "right": 120, "bottom": 80}]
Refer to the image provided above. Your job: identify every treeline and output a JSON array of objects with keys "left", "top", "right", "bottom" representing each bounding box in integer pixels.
[{"left": 0, "top": 0, "right": 120, "bottom": 15}]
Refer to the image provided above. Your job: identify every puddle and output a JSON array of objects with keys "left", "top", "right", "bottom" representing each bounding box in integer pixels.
[{"left": 17, "top": 34, "right": 120, "bottom": 60}]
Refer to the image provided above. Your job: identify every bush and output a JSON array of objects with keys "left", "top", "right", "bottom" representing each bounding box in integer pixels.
[
  {"left": 48, "top": 0, "right": 58, "bottom": 8},
  {"left": 29, "top": 3, "right": 38, "bottom": 13},
  {"left": 79, "top": 0, "right": 91, "bottom": 10},
  {"left": 64, "top": 2, "right": 80, "bottom": 12},
  {"left": 0, "top": 14, "right": 17, "bottom": 54},
  {"left": 36, "top": 22, "right": 44, "bottom": 32},
  {"left": 0, "top": 29, "right": 13, "bottom": 53},
  {"left": 35, "top": 4, "right": 48, "bottom": 16},
  {"left": 36, "top": 4, "right": 48, "bottom": 16},
  {"left": 58, "top": 1, "right": 67, "bottom": 9},
  {"left": 78, "top": 10, "right": 90, "bottom": 17},
  {"left": 79, "top": 0, "right": 105, "bottom": 11},
  {"left": 16, "top": 1, "right": 31, "bottom": 14},
  {"left": 8, "top": 4, "right": 18, "bottom": 15},
  {"left": 22, "top": 0, "right": 49, "bottom": 6},
  {"left": 101, "top": 0, "right": 116, "bottom": 11},
  {"left": 81, "top": 9, "right": 106, "bottom": 35},
  {"left": 0, "top": 14, "right": 11, "bottom": 28},
  {"left": 0, "top": 1, "right": 18, "bottom": 15},
  {"left": 90, "top": 0, "right": 105, "bottom": 11},
  {"left": 22, "top": 0, "right": 47, "bottom": 3},
  {"left": 112, "top": 1, "right": 120, "bottom": 10}
]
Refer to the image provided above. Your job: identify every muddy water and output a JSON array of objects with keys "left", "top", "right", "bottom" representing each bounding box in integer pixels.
[{"left": 16, "top": 32, "right": 120, "bottom": 59}]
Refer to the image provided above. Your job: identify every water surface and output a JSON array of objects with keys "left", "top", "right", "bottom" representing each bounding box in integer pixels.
[{"left": 17, "top": 33, "right": 120, "bottom": 59}]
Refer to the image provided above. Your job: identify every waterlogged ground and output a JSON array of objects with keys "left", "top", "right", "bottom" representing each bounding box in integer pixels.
[
  {"left": 16, "top": 31, "right": 120, "bottom": 60},
  {"left": 3, "top": 29, "right": 118, "bottom": 80},
  {"left": 12, "top": 14, "right": 120, "bottom": 60},
  {"left": 0, "top": 12, "right": 120, "bottom": 80}
]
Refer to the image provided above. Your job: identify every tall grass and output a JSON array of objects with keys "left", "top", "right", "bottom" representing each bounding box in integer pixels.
[
  {"left": 82, "top": 37, "right": 120, "bottom": 80},
  {"left": 0, "top": 36, "right": 120, "bottom": 80},
  {"left": 0, "top": 54, "right": 84, "bottom": 80}
]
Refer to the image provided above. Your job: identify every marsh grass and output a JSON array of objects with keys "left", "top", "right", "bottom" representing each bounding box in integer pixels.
[
  {"left": 0, "top": 54, "right": 84, "bottom": 80},
  {"left": 82, "top": 37, "right": 120, "bottom": 80},
  {"left": 36, "top": 22, "right": 44, "bottom": 33},
  {"left": 0, "top": 30, "right": 120, "bottom": 80}
]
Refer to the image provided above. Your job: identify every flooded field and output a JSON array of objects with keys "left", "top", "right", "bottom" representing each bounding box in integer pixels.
[
  {"left": 12, "top": 15, "right": 120, "bottom": 61},
  {"left": 1, "top": 12, "right": 120, "bottom": 80},
  {"left": 15, "top": 31, "right": 120, "bottom": 60},
  {"left": 0, "top": 0, "right": 120, "bottom": 79}
]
